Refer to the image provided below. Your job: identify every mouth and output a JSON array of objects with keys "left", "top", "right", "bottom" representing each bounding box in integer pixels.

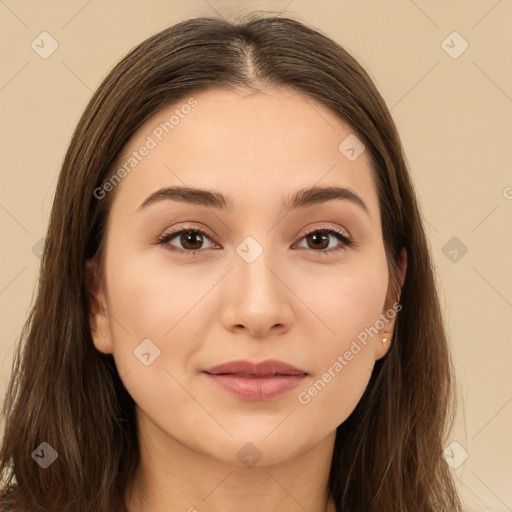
[
  {"left": 203, "top": 359, "right": 308, "bottom": 401},
  {"left": 204, "top": 358, "right": 308, "bottom": 376}
]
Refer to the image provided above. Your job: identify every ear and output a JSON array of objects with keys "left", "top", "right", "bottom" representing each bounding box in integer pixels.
[
  {"left": 85, "top": 258, "right": 114, "bottom": 354},
  {"left": 375, "top": 247, "right": 407, "bottom": 360}
]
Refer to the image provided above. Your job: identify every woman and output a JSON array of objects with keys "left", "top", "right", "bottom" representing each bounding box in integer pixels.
[{"left": 0, "top": 14, "right": 463, "bottom": 512}]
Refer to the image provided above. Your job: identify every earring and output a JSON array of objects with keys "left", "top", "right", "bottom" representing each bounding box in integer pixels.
[{"left": 382, "top": 337, "right": 390, "bottom": 349}]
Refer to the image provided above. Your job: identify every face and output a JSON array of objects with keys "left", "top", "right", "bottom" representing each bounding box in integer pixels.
[{"left": 87, "top": 86, "right": 404, "bottom": 467}]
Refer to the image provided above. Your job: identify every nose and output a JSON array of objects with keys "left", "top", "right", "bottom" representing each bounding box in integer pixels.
[{"left": 220, "top": 250, "right": 294, "bottom": 337}]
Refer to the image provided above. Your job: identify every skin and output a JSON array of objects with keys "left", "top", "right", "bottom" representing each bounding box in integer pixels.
[{"left": 87, "top": 86, "right": 407, "bottom": 512}]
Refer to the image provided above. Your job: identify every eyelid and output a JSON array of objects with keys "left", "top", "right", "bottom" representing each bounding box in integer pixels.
[
  {"left": 157, "top": 223, "right": 219, "bottom": 249},
  {"left": 295, "top": 223, "right": 352, "bottom": 242},
  {"left": 157, "top": 222, "right": 353, "bottom": 254}
]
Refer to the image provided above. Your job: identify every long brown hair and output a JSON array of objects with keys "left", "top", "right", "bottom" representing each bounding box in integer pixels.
[{"left": 0, "top": 14, "right": 462, "bottom": 511}]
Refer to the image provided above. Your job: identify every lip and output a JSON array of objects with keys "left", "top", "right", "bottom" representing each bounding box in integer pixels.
[{"left": 203, "top": 359, "right": 308, "bottom": 401}]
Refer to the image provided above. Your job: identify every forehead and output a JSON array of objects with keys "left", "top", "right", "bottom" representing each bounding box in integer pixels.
[{"left": 107, "top": 86, "right": 379, "bottom": 220}]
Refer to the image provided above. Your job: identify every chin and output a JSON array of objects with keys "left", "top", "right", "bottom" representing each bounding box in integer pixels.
[{"left": 207, "top": 430, "right": 316, "bottom": 468}]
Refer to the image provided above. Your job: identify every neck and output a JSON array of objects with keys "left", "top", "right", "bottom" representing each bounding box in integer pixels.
[{"left": 125, "top": 409, "right": 337, "bottom": 512}]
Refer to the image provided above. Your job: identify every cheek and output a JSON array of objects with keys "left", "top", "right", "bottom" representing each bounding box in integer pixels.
[
  {"left": 296, "top": 345, "right": 375, "bottom": 437},
  {"left": 103, "top": 256, "right": 207, "bottom": 428},
  {"left": 105, "top": 242, "right": 209, "bottom": 335},
  {"left": 101, "top": 251, "right": 181, "bottom": 370},
  {"left": 103, "top": 249, "right": 220, "bottom": 389},
  {"left": 301, "top": 246, "right": 389, "bottom": 350},
  {"left": 294, "top": 248, "right": 389, "bottom": 425}
]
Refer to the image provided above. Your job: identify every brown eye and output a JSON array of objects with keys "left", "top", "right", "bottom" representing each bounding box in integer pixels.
[
  {"left": 295, "top": 228, "right": 352, "bottom": 254},
  {"left": 177, "top": 231, "right": 205, "bottom": 251},
  {"left": 304, "top": 231, "right": 330, "bottom": 250},
  {"left": 158, "top": 228, "right": 216, "bottom": 254},
  {"left": 158, "top": 224, "right": 352, "bottom": 256}
]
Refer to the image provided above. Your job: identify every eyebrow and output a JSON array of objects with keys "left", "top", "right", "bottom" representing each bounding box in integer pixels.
[{"left": 136, "top": 185, "right": 369, "bottom": 216}]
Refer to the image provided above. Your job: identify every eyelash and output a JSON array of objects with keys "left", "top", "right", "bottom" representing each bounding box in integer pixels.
[{"left": 157, "top": 223, "right": 354, "bottom": 256}]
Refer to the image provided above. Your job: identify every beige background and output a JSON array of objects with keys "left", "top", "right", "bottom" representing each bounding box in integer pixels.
[{"left": 1, "top": 1, "right": 511, "bottom": 510}]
